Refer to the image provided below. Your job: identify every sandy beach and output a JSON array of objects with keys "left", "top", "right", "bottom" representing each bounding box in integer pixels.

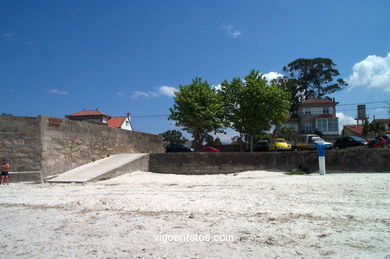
[{"left": 0, "top": 170, "right": 389, "bottom": 258}]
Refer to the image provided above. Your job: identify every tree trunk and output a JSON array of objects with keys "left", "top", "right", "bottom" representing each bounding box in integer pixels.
[
  {"left": 250, "top": 134, "right": 254, "bottom": 152},
  {"left": 239, "top": 133, "right": 243, "bottom": 152}
]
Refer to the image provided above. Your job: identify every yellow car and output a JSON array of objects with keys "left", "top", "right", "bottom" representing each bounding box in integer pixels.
[{"left": 269, "top": 138, "right": 292, "bottom": 151}]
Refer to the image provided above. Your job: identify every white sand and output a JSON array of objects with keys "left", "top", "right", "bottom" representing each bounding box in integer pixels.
[{"left": 0, "top": 171, "right": 389, "bottom": 258}]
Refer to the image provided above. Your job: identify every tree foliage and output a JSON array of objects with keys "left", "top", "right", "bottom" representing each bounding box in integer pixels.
[
  {"left": 169, "top": 78, "right": 226, "bottom": 148},
  {"left": 221, "top": 70, "right": 291, "bottom": 151},
  {"left": 275, "top": 126, "right": 296, "bottom": 141},
  {"left": 282, "top": 58, "right": 347, "bottom": 110},
  {"left": 159, "top": 130, "right": 188, "bottom": 144},
  {"left": 362, "top": 120, "right": 370, "bottom": 138},
  {"left": 369, "top": 120, "right": 385, "bottom": 136},
  {"left": 205, "top": 135, "right": 222, "bottom": 146}
]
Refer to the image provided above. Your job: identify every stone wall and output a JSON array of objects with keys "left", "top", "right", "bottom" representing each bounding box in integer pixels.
[
  {"left": 0, "top": 115, "right": 42, "bottom": 172},
  {"left": 40, "top": 116, "right": 164, "bottom": 177},
  {"left": 0, "top": 115, "right": 164, "bottom": 180},
  {"left": 149, "top": 148, "right": 390, "bottom": 174}
]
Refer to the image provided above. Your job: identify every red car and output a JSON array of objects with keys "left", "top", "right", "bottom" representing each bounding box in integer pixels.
[
  {"left": 196, "top": 146, "right": 220, "bottom": 152},
  {"left": 368, "top": 136, "right": 386, "bottom": 148}
]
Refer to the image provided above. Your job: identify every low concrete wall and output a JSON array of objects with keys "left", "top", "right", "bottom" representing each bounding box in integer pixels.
[
  {"left": 8, "top": 172, "right": 43, "bottom": 183},
  {"left": 149, "top": 148, "right": 390, "bottom": 174}
]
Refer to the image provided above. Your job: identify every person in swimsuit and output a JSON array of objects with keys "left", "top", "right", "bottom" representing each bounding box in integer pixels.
[{"left": 1, "top": 159, "right": 10, "bottom": 184}]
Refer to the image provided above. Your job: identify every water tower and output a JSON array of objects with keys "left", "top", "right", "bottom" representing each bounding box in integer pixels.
[{"left": 355, "top": 105, "right": 368, "bottom": 124}]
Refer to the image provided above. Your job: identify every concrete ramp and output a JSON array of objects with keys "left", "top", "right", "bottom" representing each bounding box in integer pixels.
[{"left": 47, "top": 153, "right": 149, "bottom": 183}]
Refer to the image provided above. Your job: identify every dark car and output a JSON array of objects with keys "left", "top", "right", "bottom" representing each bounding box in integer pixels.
[
  {"left": 334, "top": 136, "right": 367, "bottom": 149},
  {"left": 165, "top": 143, "right": 193, "bottom": 152},
  {"left": 245, "top": 140, "right": 269, "bottom": 152}
]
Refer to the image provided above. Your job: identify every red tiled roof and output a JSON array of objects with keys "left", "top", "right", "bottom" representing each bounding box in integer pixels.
[
  {"left": 67, "top": 109, "right": 108, "bottom": 117},
  {"left": 108, "top": 117, "right": 126, "bottom": 128},
  {"left": 299, "top": 99, "right": 338, "bottom": 106},
  {"left": 375, "top": 118, "right": 390, "bottom": 123},
  {"left": 343, "top": 125, "right": 363, "bottom": 135}
]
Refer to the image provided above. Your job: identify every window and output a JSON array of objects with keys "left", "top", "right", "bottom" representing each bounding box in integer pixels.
[
  {"left": 305, "top": 123, "right": 312, "bottom": 131},
  {"left": 328, "top": 118, "right": 338, "bottom": 131},
  {"left": 316, "top": 118, "right": 338, "bottom": 132},
  {"left": 316, "top": 118, "right": 327, "bottom": 132},
  {"left": 323, "top": 108, "right": 329, "bottom": 114},
  {"left": 304, "top": 108, "right": 311, "bottom": 115}
]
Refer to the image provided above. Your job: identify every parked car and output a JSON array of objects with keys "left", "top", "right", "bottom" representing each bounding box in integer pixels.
[
  {"left": 269, "top": 138, "right": 292, "bottom": 151},
  {"left": 244, "top": 140, "right": 269, "bottom": 152},
  {"left": 367, "top": 136, "right": 386, "bottom": 148},
  {"left": 333, "top": 136, "right": 367, "bottom": 149},
  {"left": 296, "top": 134, "right": 332, "bottom": 150},
  {"left": 196, "top": 146, "right": 220, "bottom": 152},
  {"left": 378, "top": 134, "right": 390, "bottom": 147},
  {"left": 165, "top": 143, "right": 193, "bottom": 152}
]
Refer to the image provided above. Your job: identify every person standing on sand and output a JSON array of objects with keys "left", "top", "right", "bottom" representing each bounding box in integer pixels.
[{"left": 1, "top": 159, "right": 10, "bottom": 184}]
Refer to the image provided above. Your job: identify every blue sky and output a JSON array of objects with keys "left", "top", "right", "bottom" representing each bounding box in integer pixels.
[{"left": 1, "top": 0, "right": 389, "bottom": 140}]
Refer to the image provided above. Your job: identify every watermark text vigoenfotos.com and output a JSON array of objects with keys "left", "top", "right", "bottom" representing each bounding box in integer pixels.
[{"left": 154, "top": 233, "right": 234, "bottom": 243}]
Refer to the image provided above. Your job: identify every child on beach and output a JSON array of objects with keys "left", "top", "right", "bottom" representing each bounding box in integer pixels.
[{"left": 1, "top": 159, "right": 10, "bottom": 184}]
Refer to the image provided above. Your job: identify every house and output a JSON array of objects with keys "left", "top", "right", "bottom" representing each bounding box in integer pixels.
[
  {"left": 342, "top": 118, "right": 390, "bottom": 137},
  {"left": 108, "top": 113, "right": 133, "bottom": 131},
  {"left": 281, "top": 98, "right": 339, "bottom": 138},
  {"left": 342, "top": 125, "right": 364, "bottom": 137},
  {"left": 374, "top": 118, "right": 390, "bottom": 132},
  {"left": 65, "top": 109, "right": 110, "bottom": 124}
]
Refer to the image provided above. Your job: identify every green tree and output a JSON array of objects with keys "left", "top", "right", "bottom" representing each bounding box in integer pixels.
[
  {"left": 276, "top": 127, "right": 296, "bottom": 141},
  {"left": 221, "top": 70, "right": 291, "bottom": 151},
  {"left": 205, "top": 135, "right": 222, "bottom": 146},
  {"left": 282, "top": 58, "right": 347, "bottom": 111},
  {"left": 169, "top": 78, "right": 226, "bottom": 148},
  {"left": 362, "top": 120, "right": 370, "bottom": 138},
  {"left": 159, "top": 130, "right": 188, "bottom": 144},
  {"left": 369, "top": 120, "right": 385, "bottom": 136}
]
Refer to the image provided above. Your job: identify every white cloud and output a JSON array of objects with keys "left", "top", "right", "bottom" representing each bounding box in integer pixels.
[
  {"left": 131, "top": 91, "right": 149, "bottom": 98},
  {"left": 158, "top": 86, "right": 178, "bottom": 97},
  {"left": 263, "top": 72, "right": 283, "bottom": 83},
  {"left": 131, "top": 86, "right": 178, "bottom": 99},
  {"left": 221, "top": 24, "right": 242, "bottom": 38},
  {"left": 212, "top": 84, "right": 222, "bottom": 91},
  {"left": 214, "top": 128, "right": 240, "bottom": 144},
  {"left": 2, "top": 32, "right": 15, "bottom": 39},
  {"left": 47, "top": 89, "right": 68, "bottom": 95},
  {"left": 348, "top": 53, "right": 390, "bottom": 92},
  {"left": 337, "top": 112, "right": 355, "bottom": 133},
  {"left": 116, "top": 92, "right": 126, "bottom": 96}
]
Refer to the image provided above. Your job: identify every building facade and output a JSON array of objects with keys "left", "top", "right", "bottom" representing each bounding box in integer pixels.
[
  {"left": 65, "top": 109, "right": 110, "bottom": 124},
  {"left": 282, "top": 98, "right": 339, "bottom": 137}
]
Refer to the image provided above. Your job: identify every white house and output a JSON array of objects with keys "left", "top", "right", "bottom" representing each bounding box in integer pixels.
[
  {"left": 108, "top": 113, "right": 133, "bottom": 131},
  {"left": 281, "top": 98, "right": 339, "bottom": 137}
]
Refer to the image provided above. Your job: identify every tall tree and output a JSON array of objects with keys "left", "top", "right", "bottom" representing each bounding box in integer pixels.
[
  {"left": 362, "top": 120, "right": 370, "bottom": 138},
  {"left": 169, "top": 78, "right": 226, "bottom": 148},
  {"left": 205, "top": 135, "right": 222, "bottom": 146},
  {"left": 282, "top": 58, "right": 347, "bottom": 109},
  {"left": 221, "top": 70, "right": 291, "bottom": 151},
  {"left": 369, "top": 120, "right": 385, "bottom": 136},
  {"left": 159, "top": 130, "right": 188, "bottom": 144}
]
